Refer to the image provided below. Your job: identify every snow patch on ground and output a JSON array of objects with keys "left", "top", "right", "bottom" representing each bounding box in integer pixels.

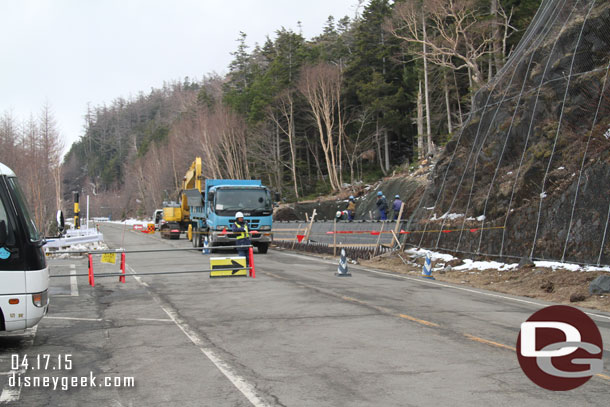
[
  {"left": 534, "top": 261, "right": 610, "bottom": 272},
  {"left": 47, "top": 241, "right": 110, "bottom": 259},
  {"left": 404, "top": 248, "right": 610, "bottom": 273},
  {"left": 466, "top": 215, "right": 486, "bottom": 221},
  {"left": 430, "top": 212, "right": 464, "bottom": 221},
  {"left": 405, "top": 248, "right": 456, "bottom": 262},
  {"left": 454, "top": 259, "right": 518, "bottom": 271},
  {"left": 108, "top": 218, "right": 151, "bottom": 226}
]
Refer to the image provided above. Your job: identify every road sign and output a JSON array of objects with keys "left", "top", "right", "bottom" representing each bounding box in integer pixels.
[{"left": 209, "top": 256, "right": 248, "bottom": 278}]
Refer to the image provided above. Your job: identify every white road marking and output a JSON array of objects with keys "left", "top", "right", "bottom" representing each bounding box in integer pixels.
[
  {"left": 0, "top": 326, "right": 37, "bottom": 404},
  {"left": 45, "top": 316, "right": 104, "bottom": 322},
  {"left": 135, "top": 318, "right": 172, "bottom": 322},
  {"left": 126, "top": 265, "right": 270, "bottom": 407},
  {"left": 0, "top": 388, "right": 19, "bottom": 403},
  {"left": 276, "top": 251, "right": 610, "bottom": 322},
  {"left": 70, "top": 267, "right": 79, "bottom": 297}
]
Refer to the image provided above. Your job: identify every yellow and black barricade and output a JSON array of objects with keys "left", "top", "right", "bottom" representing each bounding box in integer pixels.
[{"left": 209, "top": 256, "right": 248, "bottom": 278}]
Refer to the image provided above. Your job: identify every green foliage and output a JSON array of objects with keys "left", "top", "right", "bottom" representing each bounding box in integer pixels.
[{"left": 62, "top": 0, "right": 545, "bottom": 204}]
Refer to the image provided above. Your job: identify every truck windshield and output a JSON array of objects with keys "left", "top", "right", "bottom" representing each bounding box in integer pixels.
[
  {"left": 6, "top": 177, "right": 40, "bottom": 242},
  {"left": 215, "top": 188, "right": 272, "bottom": 215}
]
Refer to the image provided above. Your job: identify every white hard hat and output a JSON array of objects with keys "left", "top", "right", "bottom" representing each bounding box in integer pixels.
[{"left": 235, "top": 211, "right": 244, "bottom": 218}]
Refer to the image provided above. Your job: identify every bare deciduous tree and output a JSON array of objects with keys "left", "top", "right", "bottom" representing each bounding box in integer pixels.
[
  {"left": 268, "top": 90, "right": 299, "bottom": 199},
  {"left": 298, "top": 63, "right": 343, "bottom": 191},
  {"left": 388, "top": 0, "right": 494, "bottom": 89}
]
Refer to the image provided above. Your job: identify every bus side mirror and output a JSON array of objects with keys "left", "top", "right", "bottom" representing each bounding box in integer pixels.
[
  {"left": 0, "top": 220, "right": 7, "bottom": 246},
  {"left": 208, "top": 192, "right": 214, "bottom": 202},
  {"left": 56, "top": 210, "right": 65, "bottom": 233},
  {"left": 274, "top": 192, "right": 281, "bottom": 202}
]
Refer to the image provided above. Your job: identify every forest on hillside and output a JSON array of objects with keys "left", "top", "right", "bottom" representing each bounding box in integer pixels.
[
  {"left": 60, "top": 0, "right": 541, "bottom": 220},
  {"left": 0, "top": 106, "right": 63, "bottom": 234}
]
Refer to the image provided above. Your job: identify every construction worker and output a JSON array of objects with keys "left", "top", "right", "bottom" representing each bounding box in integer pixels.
[
  {"left": 232, "top": 211, "right": 250, "bottom": 268},
  {"left": 392, "top": 194, "right": 403, "bottom": 220},
  {"left": 346, "top": 196, "right": 356, "bottom": 221},
  {"left": 376, "top": 191, "right": 388, "bottom": 220}
]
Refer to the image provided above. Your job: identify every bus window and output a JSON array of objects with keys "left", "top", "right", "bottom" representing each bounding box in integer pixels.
[
  {"left": 0, "top": 185, "right": 16, "bottom": 247},
  {"left": 6, "top": 177, "right": 40, "bottom": 242}
]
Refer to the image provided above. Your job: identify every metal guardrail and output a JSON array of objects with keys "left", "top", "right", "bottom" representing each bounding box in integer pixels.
[{"left": 48, "top": 244, "right": 253, "bottom": 255}]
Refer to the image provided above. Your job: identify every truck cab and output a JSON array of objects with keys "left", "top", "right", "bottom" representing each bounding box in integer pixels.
[
  {"left": 0, "top": 163, "right": 49, "bottom": 332},
  {"left": 187, "top": 180, "right": 274, "bottom": 253}
]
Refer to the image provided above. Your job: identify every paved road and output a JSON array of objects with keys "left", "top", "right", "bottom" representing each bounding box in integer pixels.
[{"left": 1, "top": 222, "right": 609, "bottom": 406}]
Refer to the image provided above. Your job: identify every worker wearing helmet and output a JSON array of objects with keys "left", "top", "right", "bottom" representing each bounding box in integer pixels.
[
  {"left": 232, "top": 211, "right": 251, "bottom": 268},
  {"left": 346, "top": 195, "right": 356, "bottom": 221},
  {"left": 392, "top": 194, "right": 403, "bottom": 220},
  {"left": 376, "top": 191, "right": 388, "bottom": 220}
]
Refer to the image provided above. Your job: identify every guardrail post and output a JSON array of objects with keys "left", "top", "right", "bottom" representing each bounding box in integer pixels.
[
  {"left": 248, "top": 246, "right": 255, "bottom": 278},
  {"left": 88, "top": 254, "right": 95, "bottom": 286},
  {"left": 119, "top": 252, "right": 126, "bottom": 283},
  {"left": 333, "top": 219, "right": 337, "bottom": 257}
]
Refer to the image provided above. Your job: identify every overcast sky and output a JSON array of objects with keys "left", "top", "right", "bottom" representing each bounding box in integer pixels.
[{"left": 0, "top": 0, "right": 360, "bottom": 153}]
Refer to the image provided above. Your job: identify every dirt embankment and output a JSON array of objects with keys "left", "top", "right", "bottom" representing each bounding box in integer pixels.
[
  {"left": 359, "top": 252, "right": 610, "bottom": 312},
  {"left": 274, "top": 169, "right": 429, "bottom": 221}
]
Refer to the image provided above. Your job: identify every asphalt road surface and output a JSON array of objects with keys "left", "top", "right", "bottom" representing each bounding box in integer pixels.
[{"left": 1, "top": 222, "right": 609, "bottom": 406}]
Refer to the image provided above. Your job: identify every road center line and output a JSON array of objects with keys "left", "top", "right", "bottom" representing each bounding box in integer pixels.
[
  {"left": 398, "top": 314, "right": 440, "bottom": 327},
  {"left": 265, "top": 264, "right": 610, "bottom": 382},
  {"left": 274, "top": 251, "right": 610, "bottom": 322},
  {"left": 125, "top": 264, "right": 270, "bottom": 407},
  {"left": 463, "top": 333, "right": 516, "bottom": 351}
]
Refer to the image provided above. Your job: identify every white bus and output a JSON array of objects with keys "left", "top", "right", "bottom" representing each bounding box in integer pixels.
[{"left": 0, "top": 162, "right": 49, "bottom": 332}]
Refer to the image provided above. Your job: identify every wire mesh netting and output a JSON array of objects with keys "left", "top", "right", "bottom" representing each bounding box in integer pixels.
[{"left": 403, "top": 0, "right": 610, "bottom": 266}]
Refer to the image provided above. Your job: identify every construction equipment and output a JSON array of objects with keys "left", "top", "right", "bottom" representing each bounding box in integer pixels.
[
  {"left": 181, "top": 157, "right": 276, "bottom": 253},
  {"left": 153, "top": 209, "right": 163, "bottom": 230},
  {"left": 159, "top": 201, "right": 187, "bottom": 239}
]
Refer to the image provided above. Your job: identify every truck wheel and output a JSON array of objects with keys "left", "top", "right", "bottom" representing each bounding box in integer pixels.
[
  {"left": 257, "top": 243, "right": 269, "bottom": 254},
  {"left": 192, "top": 227, "right": 199, "bottom": 247}
]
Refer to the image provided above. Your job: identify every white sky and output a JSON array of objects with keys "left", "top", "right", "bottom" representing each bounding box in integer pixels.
[{"left": 0, "top": 0, "right": 360, "bottom": 154}]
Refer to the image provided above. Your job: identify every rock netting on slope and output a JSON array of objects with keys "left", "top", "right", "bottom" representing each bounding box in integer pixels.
[{"left": 403, "top": 0, "right": 610, "bottom": 265}]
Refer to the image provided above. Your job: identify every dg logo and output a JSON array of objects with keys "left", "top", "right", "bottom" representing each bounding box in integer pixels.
[{"left": 516, "top": 305, "right": 604, "bottom": 391}]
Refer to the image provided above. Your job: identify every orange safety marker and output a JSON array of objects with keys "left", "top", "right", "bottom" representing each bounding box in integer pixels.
[
  {"left": 88, "top": 254, "right": 95, "bottom": 287},
  {"left": 321, "top": 225, "right": 505, "bottom": 235},
  {"left": 119, "top": 252, "right": 126, "bottom": 283},
  {"left": 248, "top": 247, "right": 255, "bottom": 278}
]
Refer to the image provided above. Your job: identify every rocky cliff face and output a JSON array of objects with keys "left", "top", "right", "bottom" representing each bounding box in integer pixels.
[{"left": 403, "top": 0, "right": 610, "bottom": 265}]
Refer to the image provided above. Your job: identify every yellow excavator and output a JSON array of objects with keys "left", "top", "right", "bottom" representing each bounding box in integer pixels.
[{"left": 159, "top": 157, "right": 202, "bottom": 240}]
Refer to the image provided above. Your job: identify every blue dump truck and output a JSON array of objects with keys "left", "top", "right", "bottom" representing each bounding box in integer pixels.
[{"left": 181, "top": 158, "right": 275, "bottom": 253}]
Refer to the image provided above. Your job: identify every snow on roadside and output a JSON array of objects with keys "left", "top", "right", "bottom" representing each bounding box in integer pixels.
[
  {"left": 46, "top": 241, "right": 110, "bottom": 259},
  {"left": 107, "top": 218, "right": 151, "bottom": 226},
  {"left": 405, "top": 248, "right": 456, "bottom": 262},
  {"left": 453, "top": 259, "right": 518, "bottom": 271},
  {"left": 534, "top": 261, "right": 610, "bottom": 272},
  {"left": 404, "top": 248, "right": 610, "bottom": 273}
]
